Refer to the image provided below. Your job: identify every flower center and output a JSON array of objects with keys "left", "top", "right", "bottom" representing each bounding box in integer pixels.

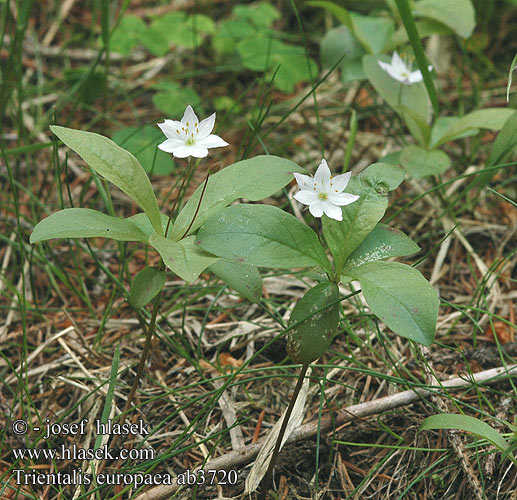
[
  {"left": 186, "top": 137, "right": 195, "bottom": 146},
  {"left": 318, "top": 192, "right": 328, "bottom": 201}
]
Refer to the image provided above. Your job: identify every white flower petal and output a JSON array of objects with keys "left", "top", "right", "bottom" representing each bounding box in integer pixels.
[
  {"left": 322, "top": 202, "right": 343, "bottom": 221},
  {"left": 314, "top": 159, "right": 332, "bottom": 190},
  {"left": 308, "top": 200, "right": 325, "bottom": 218},
  {"left": 165, "top": 145, "right": 192, "bottom": 158},
  {"left": 330, "top": 171, "right": 352, "bottom": 192},
  {"left": 197, "top": 113, "right": 216, "bottom": 138},
  {"left": 182, "top": 105, "right": 199, "bottom": 128},
  {"left": 328, "top": 192, "right": 360, "bottom": 206},
  {"left": 157, "top": 119, "right": 184, "bottom": 138},
  {"left": 197, "top": 134, "right": 229, "bottom": 149},
  {"left": 391, "top": 51, "right": 406, "bottom": 72},
  {"left": 388, "top": 66, "right": 406, "bottom": 83},
  {"left": 293, "top": 172, "right": 314, "bottom": 190},
  {"left": 294, "top": 190, "right": 318, "bottom": 205},
  {"left": 187, "top": 145, "right": 209, "bottom": 158},
  {"left": 378, "top": 60, "right": 393, "bottom": 74},
  {"left": 157, "top": 138, "right": 185, "bottom": 153},
  {"left": 407, "top": 70, "right": 424, "bottom": 84}
]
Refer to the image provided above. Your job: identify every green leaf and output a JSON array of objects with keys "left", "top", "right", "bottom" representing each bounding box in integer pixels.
[
  {"left": 137, "top": 26, "right": 168, "bottom": 56},
  {"left": 349, "top": 261, "right": 438, "bottom": 346},
  {"left": 237, "top": 37, "right": 318, "bottom": 92},
  {"left": 500, "top": 439, "right": 517, "bottom": 465},
  {"left": 128, "top": 212, "right": 169, "bottom": 239},
  {"left": 323, "top": 163, "right": 405, "bottom": 274},
  {"left": 172, "top": 155, "right": 306, "bottom": 240},
  {"left": 150, "top": 12, "right": 214, "bottom": 50},
  {"left": 350, "top": 13, "right": 394, "bottom": 55},
  {"left": 30, "top": 208, "right": 148, "bottom": 243},
  {"left": 287, "top": 281, "right": 340, "bottom": 365},
  {"left": 233, "top": 2, "right": 280, "bottom": 27},
  {"left": 152, "top": 83, "right": 202, "bottom": 119},
  {"left": 398, "top": 105, "right": 431, "bottom": 147},
  {"left": 50, "top": 126, "right": 163, "bottom": 235},
  {"left": 212, "top": 18, "right": 256, "bottom": 54},
  {"left": 430, "top": 108, "right": 515, "bottom": 148},
  {"left": 306, "top": 1, "right": 353, "bottom": 30},
  {"left": 209, "top": 260, "right": 262, "bottom": 303},
  {"left": 470, "top": 110, "right": 517, "bottom": 191},
  {"left": 430, "top": 116, "right": 479, "bottom": 146},
  {"left": 363, "top": 54, "right": 432, "bottom": 125},
  {"left": 130, "top": 266, "right": 166, "bottom": 309},
  {"left": 340, "top": 58, "right": 367, "bottom": 83},
  {"left": 112, "top": 125, "right": 174, "bottom": 176},
  {"left": 320, "top": 25, "right": 366, "bottom": 82},
  {"left": 413, "top": 0, "right": 476, "bottom": 39},
  {"left": 149, "top": 234, "right": 218, "bottom": 283},
  {"left": 309, "top": 2, "right": 394, "bottom": 55},
  {"left": 357, "top": 162, "right": 406, "bottom": 192},
  {"left": 421, "top": 414, "right": 510, "bottom": 452},
  {"left": 488, "top": 110, "right": 517, "bottom": 166},
  {"left": 110, "top": 15, "right": 147, "bottom": 55},
  {"left": 195, "top": 204, "right": 331, "bottom": 272},
  {"left": 344, "top": 223, "right": 420, "bottom": 270},
  {"left": 400, "top": 145, "right": 451, "bottom": 178}
]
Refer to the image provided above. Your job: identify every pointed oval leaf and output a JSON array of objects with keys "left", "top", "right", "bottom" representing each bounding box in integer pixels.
[
  {"left": 30, "top": 208, "right": 148, "bottom": 243},
  {"left": 400, "top": 145, "right": 451, "bottom": 178},
  {"left": 413, "top": 0, "right": 475, "bottom": 39},
  {"left": 172, "top": 156, "right": 306, "bottom": 240},
  {"left": 421, "top": 414, "right": 510, "bottom": 452},
  {"left": 430, "top": 108, "right": 515, "bottom": 148},
  {"left": 130, "top": 266, "right": 166, "bottom": 309},
  {"left": 344, "top": 223, "right": 420, "bottom": 270},
  {"left": 149, "top": 233, "right": 219, "bottom": 282},
  {"left": 209, "top": 260, "right": 262, "bottom": 303},
  {"left": 287, "top": 282, "right": 340, "bottom": 364},
  {"left": 349, "top": 261, "right": 438, "bottom": 346},
  {"left": 488, "top": 110, "right": 517, "bottom": 167},
  {"left": 195, "top": 204, "right": 331, "bottom": 272},
  {"left": 50, "top": 125, "right": 162, "bottom": 234}
]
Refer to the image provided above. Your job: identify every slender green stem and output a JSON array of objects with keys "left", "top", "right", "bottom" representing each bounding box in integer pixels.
[
  {"left": 95, "top": 287, "right": 163, "bottom": 476},
  {"left": 180, "top": 172, "right": 210, "bottom": 239},
  {"left": 164, "top": 158, "right": 198, "bottom": 238},
  {"left": 257, "top": 363, "right": 309, "bottom": 500}
]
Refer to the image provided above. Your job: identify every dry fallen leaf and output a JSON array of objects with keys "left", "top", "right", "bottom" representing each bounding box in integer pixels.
[
  {"left": 218, "top": 352, "right": 243, "bottom": 368},
  {"left": 484, "top": 321, "right": 514, "bottom": 344}
]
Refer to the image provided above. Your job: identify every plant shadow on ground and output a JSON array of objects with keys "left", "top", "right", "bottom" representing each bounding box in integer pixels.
[{"left": 1, "top": 1, "right": 516, "bottom": 499}]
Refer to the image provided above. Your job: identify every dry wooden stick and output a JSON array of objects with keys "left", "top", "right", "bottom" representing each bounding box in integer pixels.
[{"left": 134, "top": 364, "right": 517, "bottom": 500}]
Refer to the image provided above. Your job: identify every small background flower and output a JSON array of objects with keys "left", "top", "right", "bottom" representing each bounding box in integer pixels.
[
  {"left": 293, "top": 159, "right": 359, "bottom": 221},
  {"left": 157, "top": 105, "right": 229, "bottom": 158},
  {"left": 378, "top": 52, "right": 432, "bottom": 85}
]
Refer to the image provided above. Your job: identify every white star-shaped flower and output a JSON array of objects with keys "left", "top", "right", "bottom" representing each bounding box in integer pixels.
[
  {"left": 378, "top": 51, "right": 432, "bottom": 85},
  {"left": 293, "top": 159, "right": 359, "bottom": 221},
  {"left": 157, "top": 105, "right": 229, "bottom": 158}
]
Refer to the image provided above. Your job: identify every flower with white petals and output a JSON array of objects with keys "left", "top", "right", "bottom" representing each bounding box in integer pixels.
[
  {"left": 157, "top": 105, "right": 229, "bottom": 158},
  {"left": 293, "top": 159, "right": 359, "bottom": 221},
  {"left": 378, "top": 51, "right": 432, "bottom": 85}
]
